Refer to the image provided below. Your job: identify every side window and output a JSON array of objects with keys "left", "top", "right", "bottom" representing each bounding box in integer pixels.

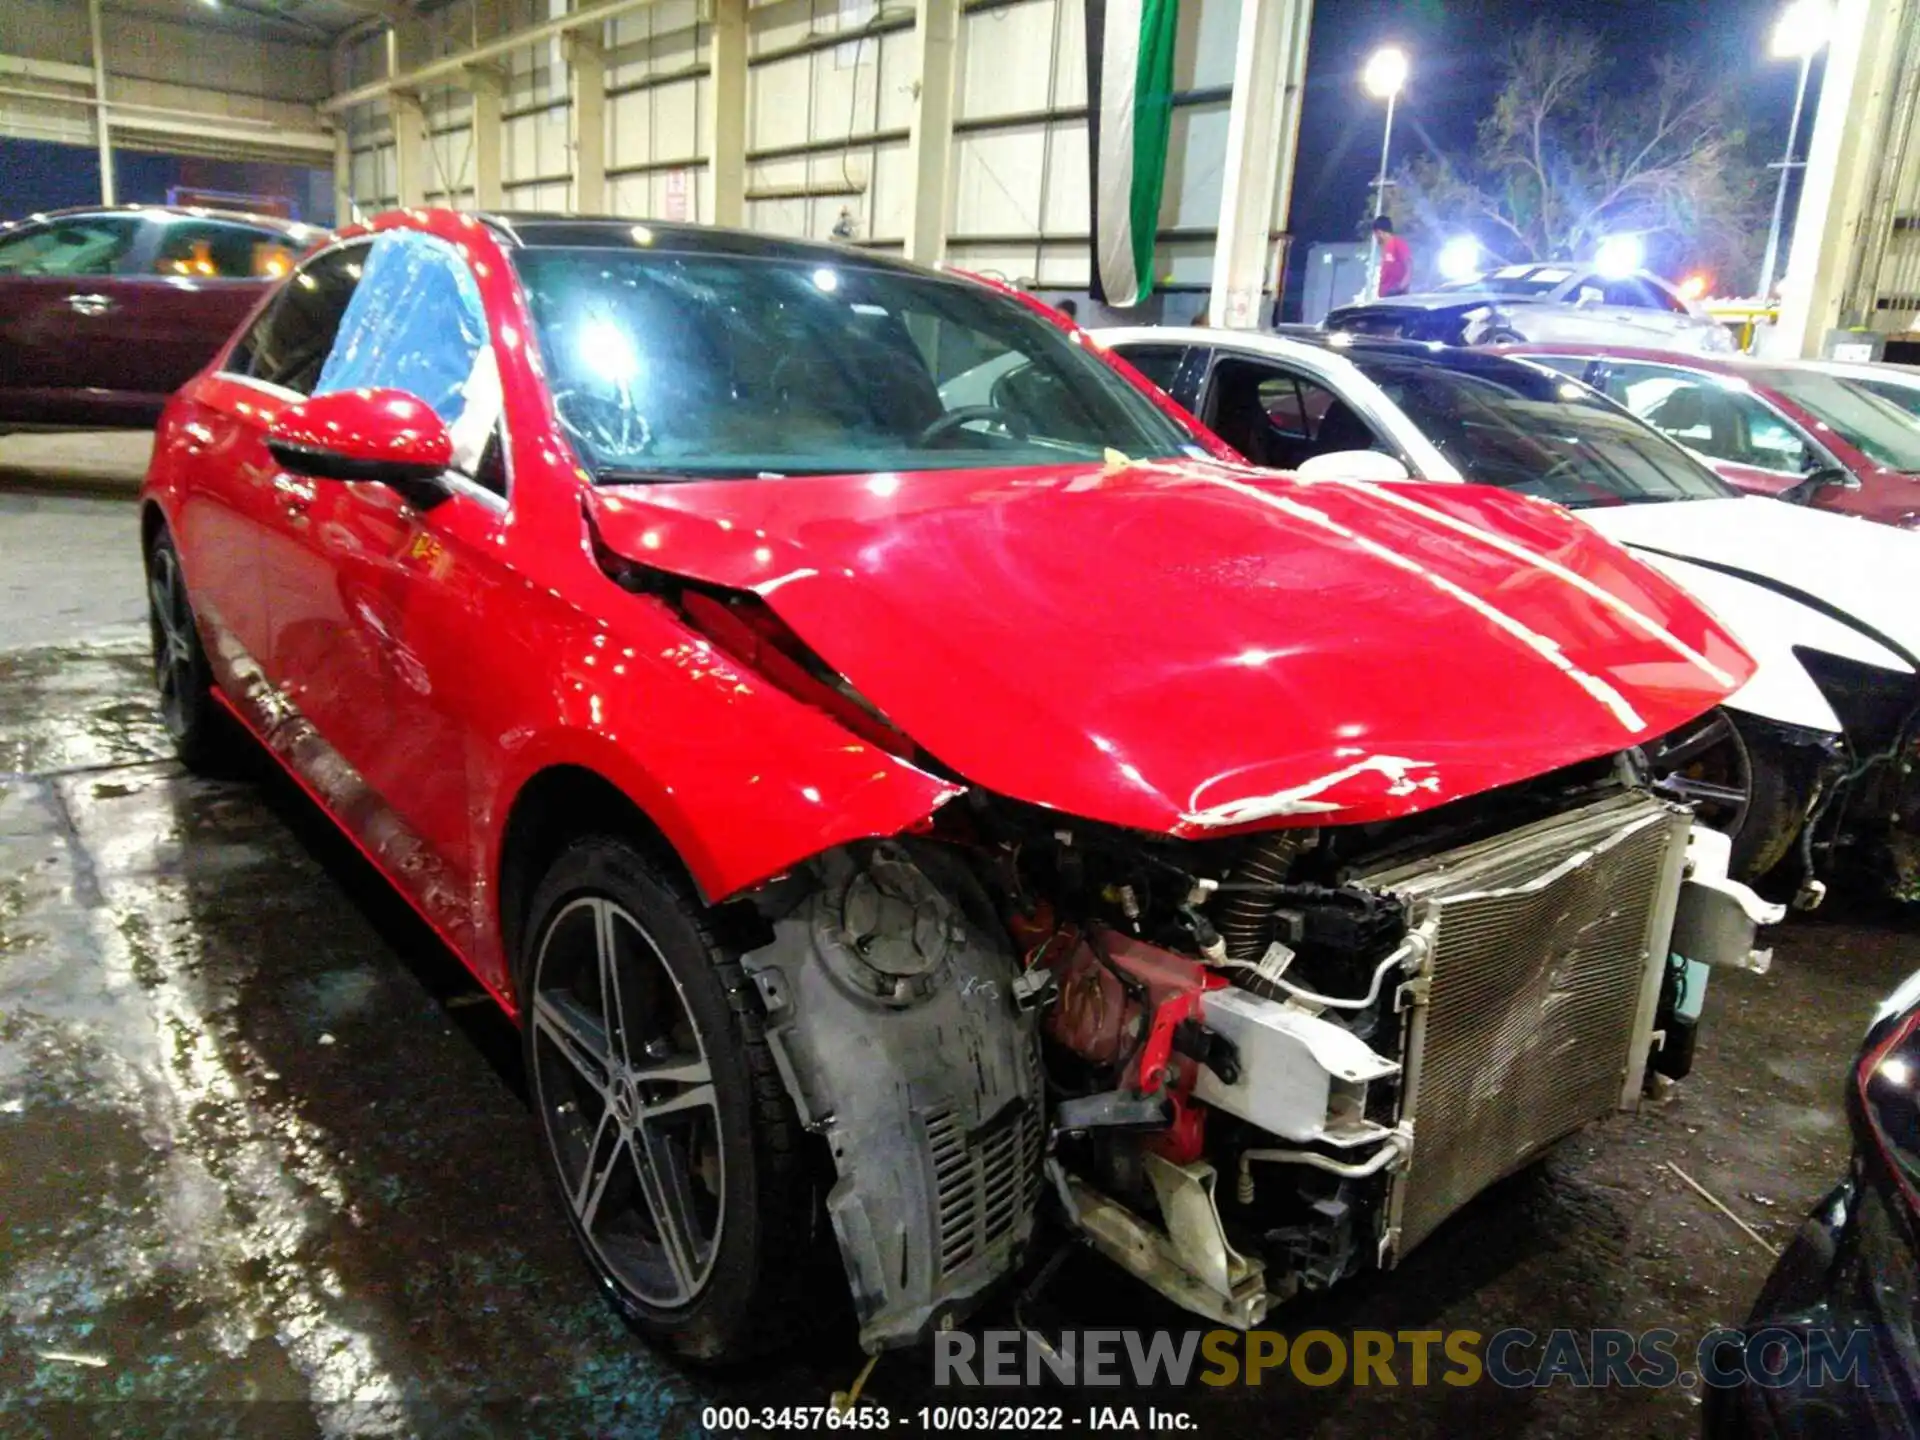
[
  {"left": 1600, "top": 279, "right": 1654, "bottom": 309},
  {"left": 313, "top": 229, "right": 497, "bottom": 478},
  {"left": 154, "top": 220, "right": 297, "bottom": 279},
  {"left": 227, "top": 243, "right": 367, "bottom": 394},
  {"left": 1257, "top": 375, "right": 1306, "bottom": 436},
  {"left": 0, "top": 215, "right": 143, "bottom": 276},
  {"left": 1118, "top": 345, "right": 1187, "bottom": 392},
  {"left": 1208, "top": 359, "right": 1375, "bottom": 469},
  {"left": 1603, "top": 363, "right": 1810, "bottom": 473}
]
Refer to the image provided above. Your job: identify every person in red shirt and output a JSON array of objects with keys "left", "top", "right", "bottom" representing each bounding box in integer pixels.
[{"left": 1373, "top": 215, "right": 1412, "bottom": 297}]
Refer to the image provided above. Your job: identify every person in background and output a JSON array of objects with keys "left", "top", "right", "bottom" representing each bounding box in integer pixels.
[
  {"left": 1372, "top": 215, "right": 1411, "bottom": 298},
  {"left": 1057, "top": 298, "right": 1079, "bottom": 323}
]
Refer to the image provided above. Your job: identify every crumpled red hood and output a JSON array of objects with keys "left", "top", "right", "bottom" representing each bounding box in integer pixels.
[{"left": 588, "top": 460, "right": 1754, "bottom": 836}]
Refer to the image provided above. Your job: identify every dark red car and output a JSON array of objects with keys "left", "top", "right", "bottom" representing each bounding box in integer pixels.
[
  {"left": 0, "top": 205, "right": 312, "bottom": 429},
  {"left": 1499, "top": 343, "right": 1920, "bottom": 528},
  {"left": 140, "top": 208, "right": 1772, "bottom": 1364}
]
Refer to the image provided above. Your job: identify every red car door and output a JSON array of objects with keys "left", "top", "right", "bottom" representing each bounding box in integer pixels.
[
  {"left": 174, "top": 242, "right": 369, "bottom": 697},
  {"left": 251, "top": 231, "right": 502, "bottom": 955},
  {"left": 0, "top": 212, "right": 148, "bottom": 426}
]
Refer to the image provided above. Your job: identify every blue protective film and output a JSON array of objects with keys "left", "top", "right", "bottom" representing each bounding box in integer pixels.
[{"left": 315, "top": 229, "right": 487, "bottom": 424}]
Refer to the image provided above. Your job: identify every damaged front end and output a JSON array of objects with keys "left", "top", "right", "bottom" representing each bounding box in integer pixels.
[{"left": 732, "top": 758, "right": 1782, "bottom": 1349}]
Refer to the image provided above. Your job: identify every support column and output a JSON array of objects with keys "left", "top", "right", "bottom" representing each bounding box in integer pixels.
[
  {"left": 467, "top": 63, "right": 506, "bottom": 209},
  {"left": 332, "top": 123, "right": 353, "bottom": 224},
  {"left": 1765, "top": 0, "right": 1907, "bottom": 357},
  {"left": 391, "top": 88, "right": 429, "bottom": 206},
  {"left": 563, "top": 31, "right": 606, "bottom": 213},
  {"left": 1208, "top": 0, "right": 1312, "bottom": 328},
  {"left": 708, "top": 0, "right": 748, "bottom": 227},
  {"left": 88, "top": 0, "right": 114, "bottom": 204},
  {"left": 903, "top": 0, "right": 960, "bottom": 264}
]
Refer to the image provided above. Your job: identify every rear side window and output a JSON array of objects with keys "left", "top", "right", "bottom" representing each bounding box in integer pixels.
[
  {"left": 154, "top": 220, "right": 296, "bottom": 279},
  {"left": 227, "top": 244, "right": 367, "bottom": 394},
  {"left": 0, "top": 215, "right": 144, "bottom": 276}
]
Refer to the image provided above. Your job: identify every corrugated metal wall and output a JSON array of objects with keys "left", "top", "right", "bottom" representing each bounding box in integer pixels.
[{"left": 339, "top": 0, "right": 1241, "bottom": 289}]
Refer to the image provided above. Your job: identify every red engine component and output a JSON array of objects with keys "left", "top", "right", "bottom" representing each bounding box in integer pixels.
[{"left": 1034, "top": 925, "right": 1226, "bottom": 1164}]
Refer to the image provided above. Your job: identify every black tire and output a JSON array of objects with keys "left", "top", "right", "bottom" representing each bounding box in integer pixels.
[
  {"left": 1648, "top": 708, "right": 1806, "bottom": 880},
  {"left": 518, "top": 837, "right": 816, "bottom": 1363},
  {"left": 144, "top": 528, "right": 229, "bottom": 775},
  {"left": 1729, "top": 725, "right": 1805, "bottom": 880}
]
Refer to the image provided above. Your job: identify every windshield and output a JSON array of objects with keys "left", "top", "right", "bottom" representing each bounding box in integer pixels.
[
  {"left": 1433, "top": 266, "right": 1578, "bottom": 298},
  {"left": 1755, "top": 368, "right": 1920, "bottom": 471},
  {"left": 1350, "top": 355, "right": 1734, "bottom": 506},
  {"left": 511, "top": 248, "right": 1195, "bottom": 479}
]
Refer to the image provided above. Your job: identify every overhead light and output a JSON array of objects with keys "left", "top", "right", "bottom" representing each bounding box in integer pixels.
[
  {"left": 1594, "top": 234, "right": 1644, "bottom": 279},
  {"left": 812, "top": 267, "right": 839, "bottom": 293},
  {"left": 1438, "top": 236, "right": 1481, "bottom": 283},
  {"left": 1678, "top": 273, "right": 1710, "bottom": 300},
  {"left": 1771, "top": 0, "right": 1833, "bottom": 58},
  {"left": 1362, "top": 46, "right": 1408, "bottom": 99}
]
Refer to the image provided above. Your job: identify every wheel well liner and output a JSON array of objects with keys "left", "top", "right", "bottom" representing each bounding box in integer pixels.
[{"left": 496, "top": 765, "right": 692, "bottom": 988}]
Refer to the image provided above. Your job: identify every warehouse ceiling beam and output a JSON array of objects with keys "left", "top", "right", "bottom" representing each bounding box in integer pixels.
[{"left": 320, "top": 0, "right": 656, "bottom": 113}]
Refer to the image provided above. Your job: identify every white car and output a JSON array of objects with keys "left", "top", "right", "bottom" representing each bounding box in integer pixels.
[
  {"left": 1098, "top": 325, "right": 1920, "bottom": 899},
  {"left": 1324, "top": 263, "right": 1735, "bottom": 355}
]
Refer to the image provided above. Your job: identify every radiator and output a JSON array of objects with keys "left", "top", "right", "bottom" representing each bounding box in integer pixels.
[{"left": 1356, "top": 791, "right": 1692, "bottom": 1260}]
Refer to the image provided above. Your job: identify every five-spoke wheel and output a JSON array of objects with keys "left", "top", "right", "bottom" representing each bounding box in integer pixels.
[{"left": 520, "top": 838, "right": 815, "bottom": 1362}]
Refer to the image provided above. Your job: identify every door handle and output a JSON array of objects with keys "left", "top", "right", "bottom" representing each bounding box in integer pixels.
[{"left": 67, "top": 292, "right": 114, "bottom": 318}]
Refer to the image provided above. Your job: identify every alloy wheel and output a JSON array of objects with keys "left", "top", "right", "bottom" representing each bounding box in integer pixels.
[
  {"left": 1647, "top": 708, "right": 1753, "bottom": 838},
  {"left": 529, "top": 896, "right": 725, "bottom": 1309},
  {"left": 148, "top": 544, "right": 198, "bottom": 738}
]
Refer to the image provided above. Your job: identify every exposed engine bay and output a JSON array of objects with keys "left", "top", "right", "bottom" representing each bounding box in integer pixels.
[{"left": 736, "top": 754, "right": 1783, "bottom": 1351}]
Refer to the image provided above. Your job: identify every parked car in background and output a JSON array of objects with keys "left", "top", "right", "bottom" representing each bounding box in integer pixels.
[
  {"left": 1098, "top": 327, "right": 1920, "bottom": 901},
  {"left": 1501, "top": 345, "right": 1920, "bottom": 529},
  {"left": 1326, "top": 263, "right": 1735, "bottom": 354},
  {"left": 1792, "top": 355, "right": 1920, "bottom": 422},
  {"left": 143, "top": 208, "right": 1774, "bottom": 1364},
  {"left": 0, "top": 205, "right": 314, "bottom": 430},
  {"left": 1703, "top": 966, "right": 1920, "bottom": 1438}
]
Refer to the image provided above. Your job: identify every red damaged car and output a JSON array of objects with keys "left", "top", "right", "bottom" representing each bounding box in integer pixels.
[{"left": 140, "top": 209, "right": 1781, "bottom": 1362}]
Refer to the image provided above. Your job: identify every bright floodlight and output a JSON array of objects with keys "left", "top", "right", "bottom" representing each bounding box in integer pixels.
[
  {"left": 1363, "top": 47, "right": 1409, "bottom": 99},
  {"left": 1771, "top": 0, "right": 1833, "bottom": 58},
  {"left": 1438, "top": 236, "right": 1481, "bottom": 283},
  {"left": 1594, "top": 234, "right": 1644, "bottom": 279}
]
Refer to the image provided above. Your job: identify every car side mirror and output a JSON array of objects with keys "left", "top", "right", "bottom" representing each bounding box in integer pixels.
[
  {"left": 1782, "top": 464, "right": 1858, "bottom": 505},
  {"left": 267, "top": 388, "right": 453, "bottom": 488},
  {"left": 1293, "top": 450, "right": 1412, "bottom": 484}
]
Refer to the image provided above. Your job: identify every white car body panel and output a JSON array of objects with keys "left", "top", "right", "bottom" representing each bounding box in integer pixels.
[{"left": 1095, "top": 326, "right": 1920, "bottom": 741}]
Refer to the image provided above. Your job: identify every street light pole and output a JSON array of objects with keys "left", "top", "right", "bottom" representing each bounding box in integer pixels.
[
  {"left": 1758, "top": 47, "right": 1813, "bottom": 300},
  {"left": 1758, "top": 0, "right": 1832, "bottom": 301},
  {"left": 1374, "top": 88, "right": 1397, "bottom": 219},
  {"left": 1361, "top": 46, "right": 1408, "bottom": 298}
]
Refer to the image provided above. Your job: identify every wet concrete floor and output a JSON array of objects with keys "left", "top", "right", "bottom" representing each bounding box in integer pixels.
[{"left": 2, "top": 490, "right": 1917, "bottom": 1438}]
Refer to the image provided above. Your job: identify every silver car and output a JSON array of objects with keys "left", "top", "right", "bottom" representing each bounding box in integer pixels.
[{"left": 1325, "top": 262, "right": 1735, "bottom": 354}]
